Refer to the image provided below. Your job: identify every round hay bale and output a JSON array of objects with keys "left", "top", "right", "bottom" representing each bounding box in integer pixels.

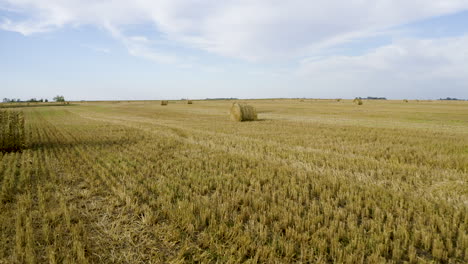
[
  {"left": 187, "top": 100, "right": 193, "bottom": 104},
  {"left": 230, "top": 103, "right": 258, "bottom": 122},
  {"left": 161, "top": 100, "right": 168, "bottom": 106},
  {"left": 353, "top": 98, "right": 363, "bottom": 105}
]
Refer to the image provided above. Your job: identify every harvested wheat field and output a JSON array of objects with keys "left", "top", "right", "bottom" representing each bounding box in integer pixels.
[{"left": 0, "top": 99, "right": 467, "bottom": 263}]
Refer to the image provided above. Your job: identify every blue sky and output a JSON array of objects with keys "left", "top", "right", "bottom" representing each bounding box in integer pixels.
[{"left": 1, "top": 1, "right": 468, "bottom": 100}]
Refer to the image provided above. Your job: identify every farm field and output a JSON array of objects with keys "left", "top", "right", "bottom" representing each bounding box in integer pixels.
[{"left": 0, "top": 99, "right": 467, "bottom": 263}]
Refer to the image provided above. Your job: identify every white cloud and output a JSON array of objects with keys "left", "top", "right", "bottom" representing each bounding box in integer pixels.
[
  {"left": 103, "top": 23, "right": 180, "bottom": 64},
  {"left": 1, "top": 0, "right": 468, "bottom": 61},
  {"left": 0, "top": 16, "right": 59, "bottom": 34},
  {"left": 297, "top": 35, "right": 468, "bottom": 98}
]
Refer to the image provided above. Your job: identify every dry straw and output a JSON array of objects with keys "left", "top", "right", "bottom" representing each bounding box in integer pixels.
[
  {"left": 230, "top": 103, "right": 258, "bottom": 122},
  {"left": 161, "top": 100, "right": 168, "bottom": 106},
  {"left": 0, "top": 110, "right": 25, "bottom": 152}
]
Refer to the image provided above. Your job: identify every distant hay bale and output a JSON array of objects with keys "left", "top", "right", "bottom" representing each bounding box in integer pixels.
[
  {"left": 336, "top": 99, "right": 342, "bottom": 102},
  {"left": 230, "top": 103, "right": 258, "bottom": 122},
  {"left": 187, "top": 100, "right": 193, "bottom": 104},
  {"left": 0, "top": 110, "right": 25, "bottom": 152},
  {"left": 353, "top": 98, "right": 363, "bottom": 105},
  {"left": 403, "top": 99, "right": 409, "bottom": 103},
  {"left": 161, "top": 100, "right": 168, "bottom": 106}
]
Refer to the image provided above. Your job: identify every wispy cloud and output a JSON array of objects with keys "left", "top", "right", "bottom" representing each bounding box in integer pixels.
[
  {"left": 1, "top": 17, "right": 55, "bottom": 34},
  {"left": 103, "top": 22, "right": 180, "bottom": 64},
  {"left": 1, "top": 0, "right": 468, "bottom": 62}
]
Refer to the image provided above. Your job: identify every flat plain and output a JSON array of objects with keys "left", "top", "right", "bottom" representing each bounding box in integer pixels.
[{"left": 0, "top": 99, "right": 467, "bottom": 263}]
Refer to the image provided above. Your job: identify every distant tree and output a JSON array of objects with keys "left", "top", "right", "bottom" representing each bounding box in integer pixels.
[
  {"left": 2, "top": 98, "right": 10, "bottom": 103},
  {"left": 53, "top": 95, "right": 65, "bottom": 102},
  {"left": 40, "top": 98, "right": 44, "bottom": 102},
  {"left": 45, "top": 99, "right": 48, "bottom": 102}
]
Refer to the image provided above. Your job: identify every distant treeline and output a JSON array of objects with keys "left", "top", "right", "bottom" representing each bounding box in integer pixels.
[
  {"left": 3, "top": 98, "right": 49, "bottom": 103},
  {"left": 357, "top": 97, "right": 387, "bottom": 100},
  {"left": 438, "top": 97, "right": 466, "bottom": 101},
  {"left": 205, "top": 97, "right": 238, "bottom": 100},
  {"left": 2, "top": 95, "right": 65, "bottom": 103}
]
